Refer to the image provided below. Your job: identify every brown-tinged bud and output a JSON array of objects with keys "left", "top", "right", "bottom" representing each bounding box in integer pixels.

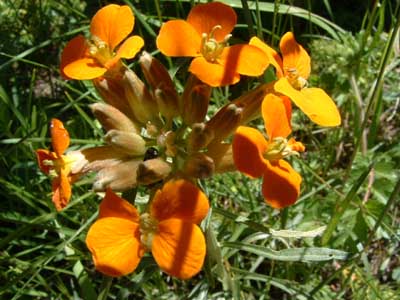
[
  {"left": 181, "top": 75, "right": 211, "bottom": 125},
  {"left": 90, "top": 103, "right": 141, "bottom": 134},
  {"left": 93, "top": 75, "right": 137, "bottom": 122},
  {"left": 157, "top": 131, "right": 177, "bottom": 157},
  {"left": 139, "top": 52, "right": 179, "bottom": 120},
  {"left": 104, "top": 130, "right": 146, "bottom": 157},
  {"left": 206, "top": 103, "right": 242, "bottom": 143},
  {"left": 80, "top": 146, "right": 129, "bottom": 173},
  {"left": 232, "top": 82, "right": 274, "bottom": 125},
  {"left": 183, "top": 153, "right": 215, "bottom": 179},
  {"left": 187, "top": 123, "right": 215, "bottom": 153},
  {"left": 123, "top": 69, "right": 160, "bottom": 125},
  {"left": 93, "top": 160, "right": 140, "bottom": 191},
  {"left": 206, "top": 143, "right": 236, "bottom": 174},
  {"left": 136, "top": 158, "right": 172, "bottom": 185}
]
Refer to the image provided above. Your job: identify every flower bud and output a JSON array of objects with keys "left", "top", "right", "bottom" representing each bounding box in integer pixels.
[
  {"left": 136, "top": 158, "right": 172, "bottom": 185},
  {"left": 187, "top": 123, "right": 215, "bottom": 153},
  {"left": 104, "top": 130, "right": 146, "bottom": 157},
  {"left": 139, "top": 52, "right": 179, "bottom": 120},
  {"left": 181, "top": 75, "right": 211, "bottom": 125},
  {"left": 183, "top": 153, "right": 215, "bottom": 179},
  {"left": 232, "top": 82, "right": 274, "bottom": 125},
  {"left": 123, "top": 69, "right": 160, "bottom": 125},
  {"left": 93, "top": 160, "right": 140, "bottom": 191},
  {"left": 93, "top": 75, "right": 137, "bottom": 122},
  {"left": 206, "top": 103, "right": 242, "bottom": 143},
  {"left": 90, "top": 103, "right": 141, "bottom": 134},
  {"left": 206, "top": 143, "right": 236, "bottom": 174}
]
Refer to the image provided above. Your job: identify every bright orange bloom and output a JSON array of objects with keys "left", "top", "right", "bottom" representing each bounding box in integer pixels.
[
  {"left": 250, "top": 32, "right": 341, "bottom": 127},
  {"left": 232, "top": 94, "right": 305, "bottom": 208},
  {"left": 36, "top": 119, "right": 81, "bottom": 211},
  {"left": 86, "top": 179, "right": 209, "bottom": 279},
  {"left": 156, "top": 2, "right": 269, "bottom": 87},
  {"left": 61, "top": 4, "right": 144, "bottom": 80}
]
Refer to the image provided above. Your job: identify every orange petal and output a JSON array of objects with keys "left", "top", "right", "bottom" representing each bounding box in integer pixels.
[
  {"left": 50, "top": 119, "right": 70, "bottom": 157},
  {"left": 187, "top": 2, "right": 236, "bottom": 42},
  {"left": 86, "top": 217, "right": 144, "bottom": 277},
  {"left": 232, "top": 126, "right": 269, "bottom": 178},
  {"left": 152, "top": 218, "right": 206, "bottom": 279},
  {"left": 90, "top": 4, "right": 134, "bottom": 50},
  {"left": 275, "top": 78, "right": 341, "bottom": 127},
  {"left": 220, "top": 44, "right": 269, "bottom": 77},
  {"left": 98, "top": 189, "right": 140, "bottom": 221},
  {"left": 63, "top": 57, "right": 107, "bottom": 80},
  {"left": 36, "top": 149, "right": 55, "bottom": 174},
  {"left": 280, "top": 32, "right": 310, "bottom": 80},
  {"left": 60, "top": 35, "right": 90, "bottom": 80},
  {"left": 51, "top": 171, "right": 71, "bottom": 211},
  {"left": 262, "top": 160, "right": 302, "bottom": 209},
  {"left": 299, "top": 88, "right": 341, "bottom": 126},
  {"left": 262, "top": 94, "right": 292, "bottom": 139},
  {"left": 156, "top": 20, "right": 201, "bottom": 57},
  {"left": 150, "top": 179, "right": 209, "bottom": 224},
  {"left": 189, "top": 56, "right": 239, "bottom": 87},
  {"left": 249, "top": 36, "right": 284, "bottom": 78},
  {"left": 116, "top": 35, "right": 144, "bottom": 59}
]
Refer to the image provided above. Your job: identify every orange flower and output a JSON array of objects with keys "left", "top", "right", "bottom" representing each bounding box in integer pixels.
[
  {"left": 156, "top": 2, "right": 269, "bottom": 87},
  {"left": 61, "top": 4, "right": 144, "bottom": 80},
  {"left": 36, "top": 119, "right": 83, "bottom": 211},
  {"left": 86, "top": 179, "right": 209, "bottom": 279},
  {"left": 250, "top": 32, "right": 341, "bottom": 127},
  {"left": 232, "top": 94, "right": 305, "bottom": 208}
]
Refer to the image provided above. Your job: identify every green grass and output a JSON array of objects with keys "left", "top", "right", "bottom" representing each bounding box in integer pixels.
[{"left": 1, "top": 0, "right": 400, "bottom": 299}]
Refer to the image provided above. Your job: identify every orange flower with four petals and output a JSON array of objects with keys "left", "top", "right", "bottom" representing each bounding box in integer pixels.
[
  {"left": 36, "top": 119, "right": 81, "bottom": 211},
  {"left": 156, "top": 2, "right": 269, "bottom": 87},
  {"left": 61, "top": 4, "right": 144, "bottom": 80},
  {"left": 86, "top": 179, "right": 209, "bottom": 279},
  {"left": 250, "top": 32, "right": 341, "bottom": 126},
  {"left": 233, "top": 94, "right": 305, "bottom": 208}
]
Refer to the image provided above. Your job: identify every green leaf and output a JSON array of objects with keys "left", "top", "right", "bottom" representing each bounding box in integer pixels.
[{"left": 224, "top": 242, "right": 349, "bottom": 262}]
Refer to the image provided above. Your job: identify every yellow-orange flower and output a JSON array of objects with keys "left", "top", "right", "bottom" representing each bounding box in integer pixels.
[
  {"left": 250, "top": 32, "right": 341, "bottom": 127},
  {"left": 36, "top": 119, "right": 81, "bottom": 211},
  {"left": 232, "top": 94, "right": 305, "bottom": 208},
  {"left": 86, "top": 179, "right": 209, "bottom": 279},
  {"left": 61, "top": 4, "right": 144, "bottom": 80},
  {"left": 156, "top": 2, "right": 269, "bottom": 87}
]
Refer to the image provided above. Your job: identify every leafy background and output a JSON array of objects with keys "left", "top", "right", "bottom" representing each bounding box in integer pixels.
[{"left": 0, "top": 0, "right": 399, "bottom": 299}]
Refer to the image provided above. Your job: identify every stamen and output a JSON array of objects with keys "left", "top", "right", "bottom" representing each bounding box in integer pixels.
[
  {"left": 88, "top": 35, "right": 113, "bottom": 66},
  {"left": 139, "top": 213, "right": 159, "bottom": 250},
  {"left": 200, "top": 25, "right": 231, "bottom": 63},
  {"left": 285, "top": 68, "right": 308, "bottom": 90},
  {"left": 264, "top": 137, "right": 301, "bottom": 161}
]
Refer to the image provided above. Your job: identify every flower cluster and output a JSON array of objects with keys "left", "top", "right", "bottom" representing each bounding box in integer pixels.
[{"left": 36, "top": 2, "right": 341, "bottom": 280}]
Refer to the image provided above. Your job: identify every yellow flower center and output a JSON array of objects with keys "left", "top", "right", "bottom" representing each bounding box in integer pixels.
[
  {"left": 45, "top": 154, "right": 75, "bottom": 178},
  {"left": 89, "top": 35, "right": 114, "bottom": 67},
  {"left": 285, "top": 68, "right": 308, "bottom": 90},
  {"left": 139, "top": 213, "right": 159, "bottom": 250},
  {"left": 200, "top": 25, "right": 231, "bottom": 62},
  {"left": 264, "top": 137, "right": 301, "bottom": 161}
]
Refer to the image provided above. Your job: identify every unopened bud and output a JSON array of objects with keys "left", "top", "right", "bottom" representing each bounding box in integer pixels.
[
  {"left": 187, "top": 123, "right": 215, "bottom": 152},
  {"left": 206, "top": 103, "right": 242, "bottom": 143},
  {"left": 232, "top": 82, "right": 274, "bottom": 125},
  {"left": 183, "top": 153, "right": 215, "bottom": 179},
  {"left": 90, "top": 103, "right": 141, "bottom": 134},
  {"left": 206, "top": 143, "right": 236, "bottom": 174},
  {"left": 93, "top": 74, "right": 137, "bottom": 122},
  {"left": 139, "top": 52, "right": 179, "bottom": 120},
  {"left": 181, "top": 75, "right": 211, "bottom": 125},
  {"left": 104, "top": 130, "right": 146, "bottom": 157},
  {"left": 136, "top": 158, "right": 172, "bottom": 185},
  {"left": 157, "top": 131, "right": 177, "bottom": 157},
  {"left": 93, "top": 160, "right": 140, "bottom": 191},
  {"left": 123, "top": 69, "right": 160, "bottom": 125}
]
